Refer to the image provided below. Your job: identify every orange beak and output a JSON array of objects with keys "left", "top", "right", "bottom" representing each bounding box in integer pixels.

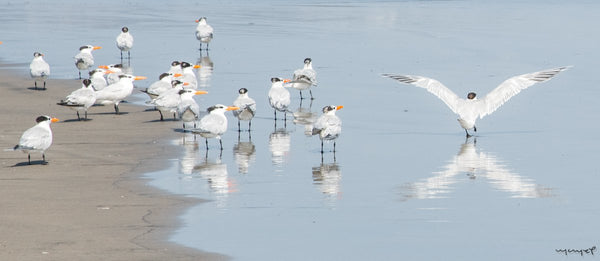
[
  {"left": 283, "top": 79, "right": 291, "bottom": 83},
  {"left": 134, "top": 76, "right": 147, "bottom": 81},
  {"left": 51, "top": 118, "right": 60, "bottom": 123},
  {"left": 194, "top": 91, "right": 208, "bottom": 95},
  {"left": 193, "top": 64, "right": 201, "bottom": 69},
  {"left": 98, "top": 65, "right": 109, "bottom": 69},
  {"left": 173, "top": 73, "right": 183, "bottom": 77},
  {"left": 226, "top": 106, "right": 240, "bottom": 111},
  {"left": 183, "top": 82, "right": 190, "bottom": 86},
  {"left": 105, "top": 70, "right": 114, "bottom": 74},
  {"left": 336, "top": 105, "right": 344, "bottom": 110},
  {"left": 195, "top": 19, "right": 200, "bottom": 23},
  {"left": 93, "top": 46, "right": 102, "bottom": 50}
]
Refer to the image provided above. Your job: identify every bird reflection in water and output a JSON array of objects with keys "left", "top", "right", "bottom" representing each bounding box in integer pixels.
[
  {"left": 196, "top": 54, "right": 213, "bottom": 88},
  {"left": 233, "top": 132, "right": 255, "bottom": 174},
  {"left": 269, "top": 127, "right": 290, "bottom": 169},
  {"left": 179, "top": 132, "right": 200, "bottom": 175},
  {"left": 399, "top": 137, "right": 554, "bottom": 200},
  {"left": 194, "top": 149, "right": 236, "bottom": 207},
  {"left": 293, "top": 98, "right": 317, "bottom": 136},
  {"left": 312, "top": 155, "right": 342, "bottom": 202}
]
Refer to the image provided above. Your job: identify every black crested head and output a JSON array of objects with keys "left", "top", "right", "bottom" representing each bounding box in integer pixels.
[
  {"left": 36, "top": 115, "right": 51, "bottom": 123},
  {"left": 171, "top": 61, "right": 180, "bottom": 66},
  {"left": 467, "top": 92, "right": 476, "bottom": 99},
  {"left": 239, "top": 88, "right": 248, "bottom": 94},
  {"left": 304, "top": 58, "right": 312, "bottom": 64},
  {"left": 79, "top": 45, "right": 89, "bottom": 51},
  {"left": 121, "top": 26, "right": 129, "bottom": 33},
  {"left": 178, "top": 89, "right": 187, "bottom": 95},
  {"left": 33, "top": 52, "right": 42, "bottom": 57},
  {"left": 180, "top": 62, "right": 191, "bottom": 68},
  {"left": 83, "top": 79, "right": 92, "bottom": 87},
  {"left": 207, "top": 105, "right": 217, "bottom": 113},
  {"left": 322, "top": 105, "right": 336, "bottom": 113},
  {"left": 271, "top": 77, "right": 281, "bottom": 83},
  {"left": 171, "top": 80, "right": 183, "bottom": 86},
  {"left": 112, "top": 64, "right": 123, "bottom": 69},
  {"left": 159, "top": 72, "right": 171, "bottom": 80}
]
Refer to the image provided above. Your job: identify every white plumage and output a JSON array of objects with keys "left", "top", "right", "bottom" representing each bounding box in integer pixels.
[
  {"left": 116, "top": 26, "right": 133, "bottom": 59},
  {"left": 233, "top": 88, "right": 256, "bottom": 131},
  {"left": 289, "top": 58, "right": 317, "bottom": 99},
  {"left": 74, "top": 45, "right": 101, "bottom": 79},
  {"left": 191, "top": 104, "right": 239, "bottom": 150},
  {"left": 195, "top": 17, "right": 214, "bottom": 50},
  {"left": 95, "top": 74, "right": 146, "bottom": 114},
  {"left": 88, "top": 68, "right": 109, "bottom": 91},
  {"left": 13, "top": 115, "right": 59, "bottom": 164},
  {"left": 312, "top": 105, "right": 343, "bottom": 153},
  {"left": 177, "top": 89, "right": 207, "bottom": 130},
  {"left": 382, "top": 66, "right": 571, "bottom": 136},
  {"left": 29, "top": 52, "right": 50, "bottom": 90},
  {"left": 268, "top": 77, "right": 291, "bottom": 120},
  {"left": 57, "top": 79, "right": 96, "bottom": 120},
  {"left": 180, "top": 62, "right": 200, "bottom": 90}
]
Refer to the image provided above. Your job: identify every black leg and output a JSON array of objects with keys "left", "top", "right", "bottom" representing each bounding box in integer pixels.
[
  {"left": 310, "top": 90, "right": 314, "bottom": 100},
  {"left": 300, "top": 90, "right": 304, "bottom": 99},
  {"left": 159, "top": 110, "right": 164, "bottom": 121},
  {"left": 248, "top": 120, "right": 252, "bottom": 131},
  {"left": 205, "top": 138, "right": 208, "bottom": 149},
  {"left": 76, "top": 111, "right": 81, "bottom": 121},
  {"left": 43, "top": 81, "right": 46, "bottom": 90},
  {"left": 474, "top": 126, "right": 477, "bottom": 132},
  {"left": 79, "top": 71, "right": 82, "bottom": 79},
  {"left": 238, "top": 120, "right": 241, "bottom": 132},
  {"left": 173, "top": 112, "right": 177, "bottom": 120},
  {"left": 320, "top": 140, "right": 324, "bottom": 154},
  {"left": 42, "top": 153, "right": 47, "bottom": 164},
  {"left": 334, "top": 141, "right": 336, "bottom": 152},
  {"left": 84, "top": 111, "right": 88, "bottom": 121},
  {"left": 114, "top": 104, "right": 119, "bottom": 114},
  {"left": 274, "top": 110, "right": 277, "bottom": 120},
  {"left": 34, "top": 81, "right": 37, "bottom": 90},
  {"left": 219, "top": 139, "right": 223, "bottom": 151},
  {"left": 28, "top": 154, "right": 31, "bottom": 165}
]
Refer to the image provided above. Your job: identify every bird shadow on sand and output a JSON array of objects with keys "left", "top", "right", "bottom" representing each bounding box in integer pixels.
[
  {"left": 12, "top": 160, "right": 48, "bottom": 167},
  {"left": 61, "top": 118, "right": 93, "bottom": 123},
  {"left": 27, "top": 87, "right": 46, "bottom": 91},
  {"left": 93, "top": 112, "right": 130, "bottom": 115},
  {"left": 144, "top": 118, "right": 178, "bottom": 123}
]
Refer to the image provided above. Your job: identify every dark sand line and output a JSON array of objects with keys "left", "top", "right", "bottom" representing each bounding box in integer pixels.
[{"left": 0, "top": 68, "right": 229, "bottom": 260}]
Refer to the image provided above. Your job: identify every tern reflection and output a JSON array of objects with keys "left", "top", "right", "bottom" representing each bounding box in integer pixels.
[
  {"left": 312, "top": 157, "right": 342, "bottom": 201},
  {"left": 269, "top": 127, "right": 291, "bottom": 168},
  {"left": 400, "top": 138, "right": 553, "bottom": 200},
  {"left": 193, "top": 151, "right": 236, "bottom": 206},
  {"left": 293, "top": 99, "right": 317, "bottom": 136},
  {"left": 179, "top": 132, "right": 200, "bottom": 175},
  {"left": 233, "top": 133, "right": 256, "bottom": 174},
  {"left": 196, "top": 54, "right": 213, "bottom": 88}
]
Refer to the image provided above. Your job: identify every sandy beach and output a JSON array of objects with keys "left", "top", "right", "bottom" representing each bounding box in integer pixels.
[{"left": 0, "top": 67, "right": 227, "bottom": 260}]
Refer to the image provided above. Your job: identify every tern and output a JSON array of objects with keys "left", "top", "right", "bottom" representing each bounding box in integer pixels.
[
  {"left": 180, "top": 61, "right": 201, "bottom": 89},
  {"left": 95, "top": 74, "right": 147, "bottom": 114},
  {"left": 148, "top": 80, "right": 189, "bottom": 120},
  {"left": 191, "top": 104, "right": 239, "bottom": 150},
  {"left": 268, "top": 77, "right": 291, "bottom": 121},
  {"left": 88, "top": 68, "right": 111, "bottom": 91},
  {"left": 29, "top": 52, "right": 50, "bottom": 90},
  {"left": 195, "top": 17, "right": 214, "bottom": 50},
  {"left": 289, "top": 58, "right": 317, "bottom": 99},
  {"left": 57, "top": 79, "right": 96, "bottom": 121},
  {"left": 178, "top": 89, "right": 208, "bottom": 130},
  {"left": 141, "top": 72, "right": 183, "bottom": 100},
  {"left": 232, "top": 88, "right": 257, "bottom": 131},
  {"left": 74, "top": 45, "right": 101, "bottom": 79},
  {"left": 382, "top": 66, "right": 571, "bottom": 137},
  {"left": 312, "top": 105, "right": 343, "bottom": 153},
  {"left": 98, "top": 64, "right": 123, "bottom": 85},
  {"left": 13, "top": 115, "right": 59, "bottom": 165},
  {"left": 116, "top": 26, "right": 133, "bottom": 60},
  {"left": 168, "top": 61, "right": 182, "bottom": 75}
]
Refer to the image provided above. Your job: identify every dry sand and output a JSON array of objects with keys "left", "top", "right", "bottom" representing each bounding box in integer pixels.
[{"left": 0, "top": 67, "right": 228, "bottom": 260}]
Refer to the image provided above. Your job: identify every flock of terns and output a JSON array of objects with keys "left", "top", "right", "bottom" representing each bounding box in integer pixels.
[
  {"left": 9, "top": 16, "right": 573, "bottom": 165},
  {"left": 9, "top": 18, "right": 344, "bottom": 165}
]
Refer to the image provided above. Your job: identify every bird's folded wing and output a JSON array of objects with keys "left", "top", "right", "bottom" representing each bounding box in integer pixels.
[
  {"left": 382, "top": 74, "right": 461, "bottom": 114},
  {"left": 479, "top": 66, "right": 571, "bottom": 119}
]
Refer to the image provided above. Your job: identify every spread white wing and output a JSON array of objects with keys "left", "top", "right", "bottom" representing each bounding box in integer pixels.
[
  {"left": 478, "top": 66, "right": 571, "bottom": 118},
  {"left": 382, "top": 74, "right": 461, "bottom": 114}
]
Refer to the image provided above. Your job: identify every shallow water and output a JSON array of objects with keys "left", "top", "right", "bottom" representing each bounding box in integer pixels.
[{"left": 3, "top": 0, "right": 600, "bottom": 260}]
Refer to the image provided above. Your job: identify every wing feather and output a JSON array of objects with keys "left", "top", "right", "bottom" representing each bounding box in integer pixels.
[{"left": 382, "top": 74, "right": 461, "bottom": 114}]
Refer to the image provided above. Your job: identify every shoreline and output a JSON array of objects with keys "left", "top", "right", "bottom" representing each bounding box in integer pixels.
[{"left": 0, "top": 67, "right": 228, "bottom": 260}]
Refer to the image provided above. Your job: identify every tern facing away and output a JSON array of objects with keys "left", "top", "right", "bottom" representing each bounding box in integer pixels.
[
  {"left": 95, "top": 74, "right": 147, "bottom": 114},
  {"left": 57, "top": 79, "right": 96, "bottom": 121},
  {"left": 13, "top": 115, "right": 59, "bottom": 165},
  {"left": 289, "top": 58, "right": 317, "bottom": 99},
  {"left": 233, "top": 88, "right": 257, "bottom": 131},
  {"left": 382, "top": 66, "right": 571, "bottom": 137},
  {"left": 74, "top": 45, "right": 101, "bottom": 79},
  {"left": 116, "top": 26, "right": 133, "bottom": 60},
  {"left": 191, "top": 104, "right": 239, "bottom": 150},
  {"left": 29, "top": 52, "right": 50, "bottom": 90},
  {"left": 312, "top": 105, "right": 343, "bottom": 153},
  {"left": 195, "top": 17, "right": 214, "bottom": 50}
]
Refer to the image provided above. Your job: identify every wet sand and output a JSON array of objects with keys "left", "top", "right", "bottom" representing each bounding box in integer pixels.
[{"left": 0, "top": 68, "right": 227, "bottom": 260}]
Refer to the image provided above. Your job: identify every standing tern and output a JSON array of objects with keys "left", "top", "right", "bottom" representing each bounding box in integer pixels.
[
  {"left": 13, "top": 115, "right": 59, "bottom": 165},
  {"left": 289, "top": 58, "right": 317, "bottom": 99},
  {"left": 74, "top": 45, "right": 101, "bottom": 79},
  {"left": 116, "top": 26, "right": 133, "bottom": 60},
  {"left": 232, "top": 88, "right": 257, "bottom": 132},
  {"left": 142, "top": 72, "right": 182, "bottom": 100},
  {"left": 178, "top": 89, "right": 208, "bottom": 130},
  {"left": 180, "top": 61, "right": 201, "bottom": 89},
  {"left": 191, "top": 104, "right": 239, "bottom": 150},
  {"left": 268, "top": 77, "right": 291, "bottom": 121},
  {"left": 195, "top": 17, "right": 214, "bottom": 50},
  {"left": 147, "top": 80, "right": 189, "bottom": 120},
  {"left": 95, "top": 74, "right": 147, "bottom": 114},
  {"left": 29, "top": 52, "right": 50, "bottom": 90},
  {"left": 382, "top": 66, "right": 571, "bottom": 137},
  {"left": 88, "top": 68, "right": 111, "bottom": 91},
  {"left": 57, "top": 79, "right": 96, "bottom": 121},
  {"left": 312, "top": 105, "right": 343, "bottom": 153},
  {"left": 168, "top": 61, "right": 182, "bottom": 74}
]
